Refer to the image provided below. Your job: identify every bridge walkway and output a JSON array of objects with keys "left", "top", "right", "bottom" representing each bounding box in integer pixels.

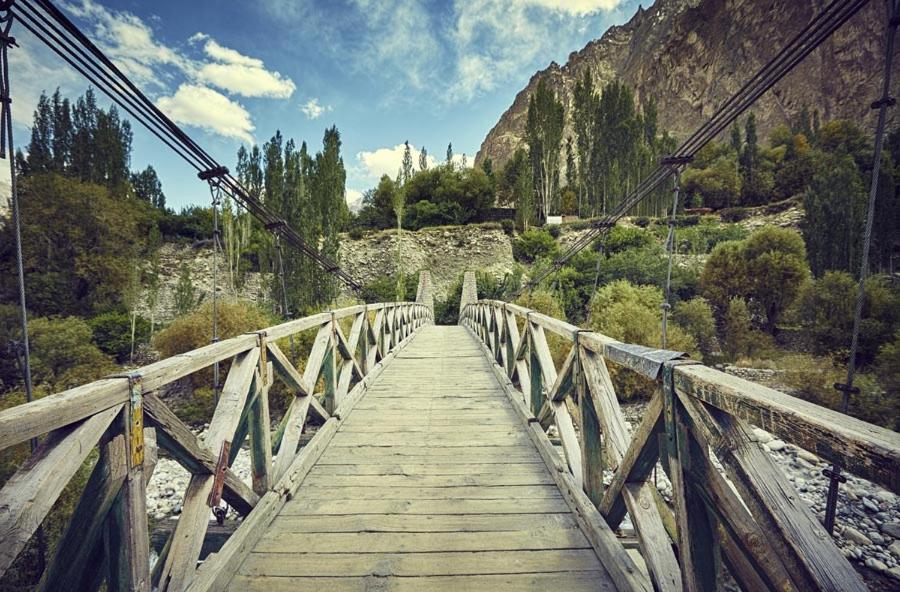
[{"left": 224, "top": 325, "right": 617, "bottom": 591}]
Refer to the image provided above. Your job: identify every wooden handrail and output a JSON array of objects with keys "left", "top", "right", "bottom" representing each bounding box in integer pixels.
[
  {"left": 0, "top": 300, "right": 433, "bottom": 591},
  {"left": 461, "top": 297, "right": 896, "bottom": 592}
]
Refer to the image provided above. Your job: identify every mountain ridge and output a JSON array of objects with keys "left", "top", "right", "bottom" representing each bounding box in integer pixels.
[{"left": 475, "top": 0, "right": 897, "bottom": 169}]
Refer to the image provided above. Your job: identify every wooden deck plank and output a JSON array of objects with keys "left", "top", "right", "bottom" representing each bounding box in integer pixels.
[
  {"left": 222, "top": 326, "right": 616, "bottom": 591},
  {"left": 239, "top": 549, "right": 604, "bottom": 577},
  {"left": 228, "top": 572, "right": 614, "bottom": 592},
  {"left": 271, "top": 513, "right": 580, "bottom": 533},
  {"left": 255, "top": 528, "right": 591, "bottom": 553}
]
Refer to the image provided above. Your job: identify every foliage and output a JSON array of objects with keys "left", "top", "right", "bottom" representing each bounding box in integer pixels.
[
  {"left": 153, "top": 300, "right": 274, "bottom": 359},
  {"left": 514, "top": 289, "right": 569, "bottom": 367},
  {"left": 681, "top": 152, "right": 741, "bottom": 209},
  {"left": 720, "top": 297, "right": 766, "bottom": 362},
  {"left": 512, "top": 229, "right": 558, "bottom": 263},
  {"left": 526, "top": 78, "right": 565, "bottom": 220},
  {"left": 672, "top": 297, "right": 717, "bottom": 360},
  {"left": 0, "top": 173, "right": 146, "bottom": 317},
  {"left": 88, "top": 311, "right": 151, "bottom": 363},
  {"left": 360, "top": 272, "right": 420, "bottom": 304},
  {"left": 498, "top": 148, "right": 535, "bottom": 229},
  {"left": 24, "top": 88, "right": 133, "bottom": 197},
  {"left": 500, "top": 219, "right": 515, "bottom": 235},
  {"left": 598, "top": 226, "right": 653, "bottom": 254},
  {"left": 174, "top": 262, "right": 201, "bottom": 316},
  {"left": 588, "top": 280, "right": 696, "bottom": 400},
  {"left": 131, "top": 165, "right": 166, "bottom": 209},
  {"left": 235, "top": 127, "right": 349, "bottom": 317},
  {"left": 701, "top": 227, "right": 808, "bottom": 333},
  {"left": 795, "top": 272, "right": 900, "bottom": 365},
  {"left": 876, "top": 332, "right": 900, "bottom": 395}
]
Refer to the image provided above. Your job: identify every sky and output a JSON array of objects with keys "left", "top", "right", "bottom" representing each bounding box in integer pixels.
[{"left": 7, "top": 0, "right": 647, "bottom": 210}]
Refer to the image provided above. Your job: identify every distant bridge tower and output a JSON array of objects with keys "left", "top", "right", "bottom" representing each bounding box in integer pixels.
[
  {"left": 415, "top": 270, "right": 434, "bottom": 317},
  {"left": 458, "top": 271, "right": 477, "bottom": 323}
]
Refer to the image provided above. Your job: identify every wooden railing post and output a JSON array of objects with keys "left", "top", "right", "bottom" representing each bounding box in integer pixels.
[
  {"left": 248, "top": 332, "right": 272, "bottom": 495},
  {"left": 577, "top": 344, "right": 604, "bottom": 508},
  {"left": 106, "top": 374, "right": 152, "bottom": 592}
]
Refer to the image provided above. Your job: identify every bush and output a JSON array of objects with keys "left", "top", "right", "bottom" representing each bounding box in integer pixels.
[
  {"left": 876, "top": 332, "right": 900, "bottom": 395},
  {"left": 720, "top": 297, "right": 767, "bottom": 362},
  {"left": 598, "top": 226, "right": 653, "bottom": 254},
  {"left": 512, "top": 229, "right": 558, "bottom": 263},
  {"left": 673, "top": 297, "right": 718, "bottom": 361},
  {"left": 348, "top": 226, "right": 364, "bottom": 240},
  {"left": 515, "top": 289, "right": 569, "bottom": 368},
  {"left": 501, "top": 219, "right": 515, "bottom": 236},
  {"left": 547, "top": 225, "right": 561, "bottom": 239},
  {"left": 634, "top": 217, "right": 651, "bottom": 228},
  {"left": 89, "top": 311, "right": 152, "bottom": 363},
  {"left": 360, "top": 272, "right": 419, "bottom": 304},
  {"left": 588, "top": 280, "right": 697, "bottom": 400},
  {"left": 720, "top": 207, "right": 749, "bottom": 222},
  {"left": 796, "top": 272, "right": 900, "bottom": 364}
]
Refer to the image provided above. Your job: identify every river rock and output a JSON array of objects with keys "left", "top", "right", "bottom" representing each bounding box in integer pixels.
[
  {"left": 865, "top": 557, "right": 887, "bottom": 572},
  {"left": 752, "top": 427, "right": 773, "bottom": 444},
  {"left": 882, "top": 522, "right": 900, "bottom": 539},
  {"left": 767, "top": 439, "right": 786, "bottom": 452},
  {"left": 844, "top": 526, "right": 873, "bottom": 546},
  {"left": 890, "top": 540, "right": 900, "bottom": 558}
]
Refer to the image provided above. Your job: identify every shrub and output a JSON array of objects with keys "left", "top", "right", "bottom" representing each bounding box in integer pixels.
[
  {"left": 515, "top": 289, "right": 569, "bottom": 367},
  {"left": 796, "top": 272, "right": 900, "bottom": 364},
  {"left": 588, "top": 280, "right": 697, "bottom": 400},
  {"left": 673, "top": 297, "right": 718, "bottom": 361},
  {"left": 360, "top": 273, "right": 419, "bottom": 304},
  {"left": 634, "top": 217, "right": 651, "bottom": 228},
  {"left": 876, "top": 332, "right": 900, "bottom": 395},
  {"left": 348, "top": 226, "right": 364, "bottom": 240},
  {"left": 89, "top": 311, "right": 152, "bottom": 363},
  {"left": 512, "top": 229, "right": 558, "bottom": 263},
  {"left": 720, "top": 207, "right": 749, "bottom": 222},
  {"left": 154, "top": 299, "right": 274, "bottom": 358},
  {"left": 720, "top": 297, "right": 757, "bottom": 362},
  {"left": 500, "top": 219, "right": 515, "bottom": 236},
  {"left": 546, "top": 225, "right": 561, "bottom": 239},
  {"left": 598, "top": 226, "right": 653, "bottom": 255}
]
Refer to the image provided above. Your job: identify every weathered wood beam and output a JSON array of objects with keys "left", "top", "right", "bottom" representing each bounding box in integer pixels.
[
  {"left": 676, "top": 390, "right": 867, "bottom": 592},
  {"left": 157, "top": 348, "right": 259, "bottom": 592},
  {"left": 470, "top": 330, "right": 652, "bottom": 592},
  {"left": 677, "top": 407, "right": 797, "bottom": 592},
  {"left": 600, "top": 391, "right": 664, "bottom": 527},
  {"left": 143, "top": 393, "right": 258, "bottom": 515},
  {"left": 266, "top": 342, "right": 329, "bottom": 423},
  {"left": 675, "top": 364, "right": 900, "bottom": 493},
  {"left": 37, "top": 434, "right": 128, "bottom": 592},
  {"left": 0, "top": 404, "right": 121, "bottom": 577},
  {"left": 662, "top": 372, "right": 717, "bottom": 592},
  {"left": 105, "top": 422, "right": 157, "bottom": 592},
  {"left": 249, "top": 365, "right": 272, "bottom": 496},
  {"left": 582, "top": 350, "right": 682, "bottom": 592}
]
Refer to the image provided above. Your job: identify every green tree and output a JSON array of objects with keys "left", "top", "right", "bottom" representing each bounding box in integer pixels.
[
  {"left": 174, "top": 262, "right": 199, "bottom": 316},
  {"left": 512, "top": 229, "right": 558, "bottom": 263},
  {"left": 721, "top": 297, "right": 755, "bottom": 362},
  {"left": 672, "top": 297, "right": 717, "bottom": 360},
  {"left": 419, "top": 146, "right": 429, "bottom": 172},
  {"left": 131, "top": 165, "right": 166, "bottom": 209},
  {"left": 525, "top": 79, "right": 565, "bottom": 220},
  {"left": 700, "top": 240, "right": 749, "bottom": 314},
  {"left": 681, "top": 155, "right": 741, "bottom": 209},
  {"left": 742, "top": 226, "right": 809, "bottom": 333}
]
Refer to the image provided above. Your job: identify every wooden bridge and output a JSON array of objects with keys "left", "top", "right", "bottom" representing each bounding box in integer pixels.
[{"left": 0, "top": 271, "right": 898, "bottom": 592}]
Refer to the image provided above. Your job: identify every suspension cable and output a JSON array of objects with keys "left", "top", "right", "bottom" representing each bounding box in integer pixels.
[
  {"left": 209, "top": 180, "right": 222, "bottom": 405},
  {"left": 10, "top": 0, "right": 363, "bottom": 292},
  {"left": 822, "top": 0, "right": 898, "bottom": 535},
  {"left": 514, "top": 0, "right": 871, "bottom": 297},
  {"left": 660, "top": 167, "right": 684, "bottom": 349}
]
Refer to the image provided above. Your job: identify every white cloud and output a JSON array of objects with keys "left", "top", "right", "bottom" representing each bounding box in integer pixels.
[
  {"left": 193, "top": 36, "right": 296, "bottom": 98},
  {"left": 521, "top": 0, "right": 624, "bottom": 15},
  {"left": 357, "top": 143, "right": 435, "bottom": 182},
  {"left": 60, "top": 0, "right": 188, "bottom": 86},
  {"left": 301, "top": 98, "right": 330, "bottom": 120},
  {"left": 356, "top": 143, "right": 471, "bottom": 183},
  {"left": 156, "top": 84, "right": 254, "bottom": 143}
]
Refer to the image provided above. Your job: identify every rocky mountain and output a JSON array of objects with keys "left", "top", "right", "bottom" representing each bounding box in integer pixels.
[{"left": 476, "top": 0, "right": 897, "bottom": 169}]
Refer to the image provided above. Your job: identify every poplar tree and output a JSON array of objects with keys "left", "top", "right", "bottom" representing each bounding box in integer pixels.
[{"left": 525, "top": 78, "right": 564, "bottom": 220}]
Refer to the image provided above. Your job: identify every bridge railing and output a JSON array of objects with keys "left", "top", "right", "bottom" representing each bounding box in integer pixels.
[
  {"left": 0, "top": 301, "right": 432, "bottom": 592},
  {"left": 461, "top": 299, "right": 899, "bottom": 592}
]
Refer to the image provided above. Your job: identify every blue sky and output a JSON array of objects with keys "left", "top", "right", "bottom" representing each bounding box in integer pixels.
[{"left": 10, "top": 0, "right": 646, "bottom": 210}]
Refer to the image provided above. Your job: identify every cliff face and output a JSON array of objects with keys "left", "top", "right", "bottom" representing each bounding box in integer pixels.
[{"left": 476, "top": 0, "right": 896, "bottom": 169}]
